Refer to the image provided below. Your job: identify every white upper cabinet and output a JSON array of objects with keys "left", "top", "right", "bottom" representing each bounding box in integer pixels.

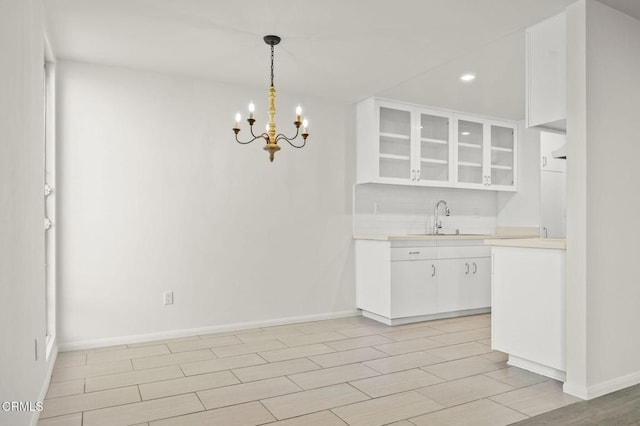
[
  {"left": 357, "top": 98, "right": 517, "bottom": 191},
  {"left": 526, "top": 12, "right": 566, "bottom": 131},
  {"left": 540, "top": 131, "right": 566, "bottom": 172}
]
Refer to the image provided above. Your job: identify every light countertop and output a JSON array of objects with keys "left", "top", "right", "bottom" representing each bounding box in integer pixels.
[
  {"left": 353, "top": 233, "right": 537, "bottom": 241},
  {"left": 485, "top": 237, "right": 566, "bottom": 250}
]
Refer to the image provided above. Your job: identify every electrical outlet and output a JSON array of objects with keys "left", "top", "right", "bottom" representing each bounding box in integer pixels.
[{"left": 163, "top": 291, "right": 174, "bottom": 305}]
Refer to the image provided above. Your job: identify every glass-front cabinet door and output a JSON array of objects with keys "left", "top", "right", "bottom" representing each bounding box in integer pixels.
[
  {"left": 416, "top": 110, "right": 451, "bottom": 184},
  {"left": 489, "top": 123, "right": 517, "bottom": 189},
  {"left": 455, "top": 116, "right": 485, "bottom": 187},
  {"left": 378, "top": 103, "right": 413, "bottom": 181}
]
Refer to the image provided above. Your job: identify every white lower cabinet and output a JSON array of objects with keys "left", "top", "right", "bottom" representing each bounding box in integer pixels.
[
  {"left": 356, "top": 239, "right": 491, "bottom": 325},
  {"left": 390, "top": 260, "right": 437, "bottom": 318}
]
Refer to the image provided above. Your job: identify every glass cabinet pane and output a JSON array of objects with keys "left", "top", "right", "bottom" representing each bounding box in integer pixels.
[
  {"left": 490, "top": 125, "right": 515, "bottom": 187},
  {"left": 379, "top": 106, "right": 411, "bottom": 180},
  {"left": 418, "top": 112, "right": 449, "bottom": 182},
  {"left": 457, "top": 119, "right": 484, "bottom": 185}
]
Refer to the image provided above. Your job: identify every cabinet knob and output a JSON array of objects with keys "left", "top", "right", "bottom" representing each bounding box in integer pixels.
[
  {"left": 432, "top": 264, "right": 436, "bottom": 277},
  {"left": 465, "top": 262, "right": 470, "bottom": 275},
  {"left": 473, "top": 262, "right": 477, "bottom": 274}
]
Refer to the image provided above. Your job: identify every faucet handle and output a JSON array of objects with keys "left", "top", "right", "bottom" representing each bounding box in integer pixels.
[{"left": 445, "top": 207, "right": 451, "bottom": 216}]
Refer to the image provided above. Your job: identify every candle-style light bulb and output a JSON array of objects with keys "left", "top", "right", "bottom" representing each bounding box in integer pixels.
[
  {"left": 248, "top": 102, "right": 255, "bottom": 119},
  {"left": 295, "top": 105, "right": 302, "bottom": 122},
  {"left": 235, "top": 113, "right": 241, "bottom": 128},
  {"left": 302, "top": 119, "right": 308, "bottom": 133}
]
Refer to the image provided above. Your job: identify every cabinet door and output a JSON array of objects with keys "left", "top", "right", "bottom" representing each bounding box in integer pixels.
[
  {"left": 416, "top": 109, "right": 452, "bottom": 185},
  {"left": 540, "top": 170, "right": 566, "bottom": 238},
  {"left": 377, "top": 102, "right": 415, "bottom": 182},
  {"left": 390, "top": 260, "right": 437, "bottom": 318},
  {"left": 435, "top": 258, "right": 468, "bottom": 313},
  {"left": 468, "top": 258, "right": 491, "bottom": 309},
  {"left": 454, "top": 116, "right": 486, "bottom": 188},
  {"left": 540, "top": 131, "right": 566, "bottom": 172},
  {"left": 488, "top": 123, "right": 517, "bottom": 190}
]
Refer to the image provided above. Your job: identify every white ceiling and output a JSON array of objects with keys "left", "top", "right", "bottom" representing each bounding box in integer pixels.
[{"left": 44, "top": 0, "right": 638, "bottom": 119}]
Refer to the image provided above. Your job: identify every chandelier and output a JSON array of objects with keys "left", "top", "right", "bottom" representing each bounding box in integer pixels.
[{"left": 233, "top": 35, "right": 309, "bottom": 162}]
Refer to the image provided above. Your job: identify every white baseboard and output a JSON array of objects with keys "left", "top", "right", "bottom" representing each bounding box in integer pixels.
[
  {"left": 362, "top": 308, "right": 491, "bottom": 326},
  {"left": 58, "top": 310, "right": 360, "bottom": 352},
  {"left": 565, "top": 369, "right": 640, "bottom": 400},
  {"left": 508, "top": 355, "right": 566, "bottom": 382},
  {"left": 31, "top": 337, "right": 58, "bottom": 426}
]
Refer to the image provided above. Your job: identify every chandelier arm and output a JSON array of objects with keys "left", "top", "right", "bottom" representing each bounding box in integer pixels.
[
  {"left": 277, "top": 134, "right": 307, "bottom": 149},
  {"left": 234, "top": 133, "right": 262, "bottom": 145},
  {"left": 274, "top": 126, "right": 300, "bottom": 143}
]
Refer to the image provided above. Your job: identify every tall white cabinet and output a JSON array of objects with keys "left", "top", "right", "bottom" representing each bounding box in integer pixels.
[
  {"left": 357, "top": 98, "right": 517, "bottom": 191},
  {"left": 526, "top": 12, "right": 567, "bottom": 131}
]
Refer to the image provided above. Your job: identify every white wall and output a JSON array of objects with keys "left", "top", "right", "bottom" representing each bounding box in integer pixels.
[
  {"left": 0, "top": 1, "right": 49, "bottom": 425},
  {"left": 565, "top": 0, "right": 640, "bottom": 399},
  {"left": 56, "top": 61, "right": 355, "bottom": 347}
]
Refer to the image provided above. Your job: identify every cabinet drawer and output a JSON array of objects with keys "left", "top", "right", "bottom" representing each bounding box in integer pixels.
[
  {"left": 391, "top": 247, "right": 437, "bottom": 261},
  {"left": 437, "top": 246, "right": 490, "bottom": 259}
]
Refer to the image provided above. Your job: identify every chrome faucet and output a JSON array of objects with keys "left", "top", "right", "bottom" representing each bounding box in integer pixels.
[{"left": 433, "top": 200, "right": 451, "bottom": 234}]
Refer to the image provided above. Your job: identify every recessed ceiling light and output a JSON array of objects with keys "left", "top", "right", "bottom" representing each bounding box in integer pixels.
[
  {"left": 460, "top": 73, "right": 476, "bottom": 82},
  {"left": 461, "top": 131, "right": 470, "bottom": 136}
]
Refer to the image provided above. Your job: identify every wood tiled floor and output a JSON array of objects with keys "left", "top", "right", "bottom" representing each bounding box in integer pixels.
[{"left": 40, "top": 314, "right": 582, "bottom": 426}]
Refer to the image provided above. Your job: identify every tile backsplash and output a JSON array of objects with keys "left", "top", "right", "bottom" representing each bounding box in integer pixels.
[{"left": 354, "top": 183, "right": 498, "bottom": 235}]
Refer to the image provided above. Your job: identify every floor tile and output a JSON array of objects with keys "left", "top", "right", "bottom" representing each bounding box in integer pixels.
[
  {"left": 337, "top": 326, "right": 391, "bottom": 338},
  {"left": 180, "top": 353, "right": 266, "bottom": 376},
  {"left": 132, "top": 349, "right": 215, "bottom": 370},
  {"left": 325, "top": 334, "right": 393, "bottom": 351},
  {"left": 349, "top": 368, "right": 444, "bottom": 398},
  {"left": 197, "top": 376, "right": 301, "bottom": 410},
  {"left": 127, "top": 335, "right": 201, "bottom": 349},
  {"left": 485, "top": 366, "right": 549, "bottom": 388},
  {"left": 235, "top": 329, "right": 305, "bottom": 343},
  {"left": 363, "top": 351, "right": 444, "bottom": 374},
  {"left": 416, "top": 374, "right": 515, "bottom": 407},
  {"left": 232, "top": 358, "right": 320, "bottom": 382},
  {"left": 37, "top": 412, "right": 82, "bottom": 426},
  {"left": 278, "top": 331, "right": 347, "bottom": 347},
  {"left": 259, "top": 344, "right": 335, "bottom": 362},
  {"left": 51, "top": 359, "right": 133, "bottom": 382},
  {"left": 85, "top": 366, "right": 183, "bottom": 392},
  {"left": 82, "top": 393, "right": 204, "bottom": 426},
  {"left": 490, "top": 380, "right": 582, "bottom": 417},
  {"left": 309, "top": 347, "right": 388, "bottom": 368},
  {"left": 288, "top": 363, "right": 381, "bottom": 390},
  {"left": 167, "top": 335, "right": 242, "bottom": 353},
  {"left": 374, "top": 337, "right": 446, "bottom": 355},
  {"left": 138, "top": 370, "right": 239, "bottom": 400},
  {"left": 45, "top": 379, "right": 84, "bottom": 399},
  {"left": 331, "top": 390, "right": 444, "bottom": 426},
  {"left": 212, "top": 339, "right": 287, "bottom": 358},
  {"left": 266, "top": 410, "right": 348, "bottom": 425},
  {"left": 410, "top": 398, "right": 528, "bottom": 426},
  {"left": 262, "top": 383, "right": 369, "bottom": 420},
  {"left": 429, "top": 328, "right": 491, "bottom": 345},
  {"left": 422, "top": 356, "right": 504, "bottom": 381},
  {"left": 86, "top": 345, "right": 170, "bottom": 364},
  {"left": 381, "top": 326, "right": 444, "bottom": 342},
  {"left": 53, "top": 353, "right": 87, "bottom": 368},
  {"left": 149, "top": 401, "right": 274, "bottom": 426},
  {"left": 424, "top": 341, "right": 492, "bottom": 361},
  {"left": 40, "top": 386, "right": 140, "bottom": 418},
  {"left": 481, "top": 350, "right": 509, "bottom": 362}
]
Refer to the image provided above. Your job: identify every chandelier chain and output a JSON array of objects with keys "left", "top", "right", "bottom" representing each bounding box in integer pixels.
[{"left": 270, "top": 44, "right": 275, "bottom": 87}]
